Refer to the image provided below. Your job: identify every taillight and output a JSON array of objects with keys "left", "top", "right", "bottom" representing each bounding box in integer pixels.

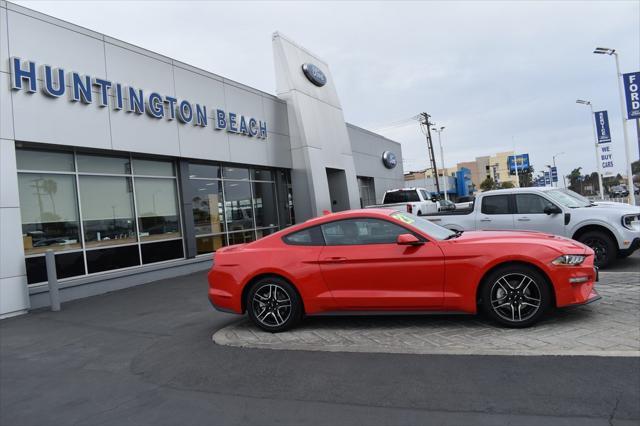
[{"left": 406, "top": 204, "right": 413, "bottom": 214}]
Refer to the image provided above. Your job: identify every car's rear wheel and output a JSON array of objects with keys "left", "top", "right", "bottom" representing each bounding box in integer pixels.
[
  {"left": 577, "top": 231, "right": 616, "bottom": 269},
  {"left": 246, "top": 277, "right": 302, "bottom": 332},
  {"left": 480, "top": 265, "right": 551, "bottom": 328}
]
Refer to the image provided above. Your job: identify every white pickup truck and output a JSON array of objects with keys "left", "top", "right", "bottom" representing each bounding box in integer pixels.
[
  {"left": 423, "top": 187, "right": 640, "bottom": 268},
  {"left": 366, "top": 188, "right": 453, "bottom": 216}
]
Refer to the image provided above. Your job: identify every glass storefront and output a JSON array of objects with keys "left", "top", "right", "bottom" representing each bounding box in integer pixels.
[
  {"left": 188, "top": 162, "right": 282, "bottom": 255},
  {"left": 16, "top": 147, "right": 293, "bottom": 284},
  {"left": 17, "top": 148, "right": 184, "bottom": 284}
]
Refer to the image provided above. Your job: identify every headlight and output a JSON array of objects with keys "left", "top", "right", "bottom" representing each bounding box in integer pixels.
[
  {"left": 552, "top": 255, "right": 586, "bottom": 265},
  {"left": 622, "top": 214, "right": 640, "bottom": 231}
]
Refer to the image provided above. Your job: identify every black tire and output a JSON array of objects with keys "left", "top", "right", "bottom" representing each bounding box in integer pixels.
[
  {"left": 246, "top": 277, "right": 302, "bottom": 332},
  {"left": 577, "top": 231, "right": 617, "bottom": 269},
  {"left": 480, "top": 264, "right": 551, "bottom": 328}
]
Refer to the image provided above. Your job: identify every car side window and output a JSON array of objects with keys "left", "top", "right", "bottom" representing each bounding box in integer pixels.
[
  {"left": 321, "top": 218, "right": 409, "bottom": 245},
  {"left": 420, "top": 189, "right": 430, "bottom": 200},
  {"left": 481, "top": 195, "right": 511, "bottom": 215},
  {"left": 282, "top": 226, "right": 324, "bottom": 246},
  {"left": 515, "top": 194, "right": 557, "bottom": 214}
]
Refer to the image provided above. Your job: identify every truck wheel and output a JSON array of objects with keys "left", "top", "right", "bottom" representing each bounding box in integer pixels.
[
  {"left": 577, "top": 231, "right": 617, "bottom": 269},
  {"left": 417, "top": 210, "right": 422, "bottom": 216}
]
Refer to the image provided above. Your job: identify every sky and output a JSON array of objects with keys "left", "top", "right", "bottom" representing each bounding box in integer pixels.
[{"left": 15, "top": 0, "right": 640, "bottom": 180}]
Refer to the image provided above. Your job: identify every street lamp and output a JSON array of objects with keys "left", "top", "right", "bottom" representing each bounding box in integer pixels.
[
  {"left": 576, "top": 99, "right": 605, "bottom": 199},
  {"left": 431, "top": 126, "right": 449, "bottom": 201},
  {"left": 593, "top": 47, "right": 636, "bottom": 204},
  {"left": 552, "top": 152, "right": 565, "bottom": 188}
]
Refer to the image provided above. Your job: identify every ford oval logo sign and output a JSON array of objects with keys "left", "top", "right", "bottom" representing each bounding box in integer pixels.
[
  {"left": 382, "top": 151, "right": 397, "bottom": 169},
  {"left": 301, "top": 63, "right": 327, "bottom": 87}
]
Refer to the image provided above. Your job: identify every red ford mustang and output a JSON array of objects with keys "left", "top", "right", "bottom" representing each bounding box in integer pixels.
[{"left": 208, "top": 209, "right": 600, "bottom": 332}]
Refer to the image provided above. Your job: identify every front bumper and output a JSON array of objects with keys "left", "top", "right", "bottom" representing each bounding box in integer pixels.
[
  {"left": 619, "top": 237, "right": 640, "bottom": 257},
  {"left": 564, "top": 288, "right": 602, "bottom": 307}
]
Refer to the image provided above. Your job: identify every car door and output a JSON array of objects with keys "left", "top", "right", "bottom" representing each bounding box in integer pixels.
[
  {"left": 477, "top": 194, "right": 515, "bottom": 230},
  {"left": 318, "top": 217, "right": 444, "bottom": 310},
  {"left": 514, "top": 193, "right": 566, "bottom": 236}
]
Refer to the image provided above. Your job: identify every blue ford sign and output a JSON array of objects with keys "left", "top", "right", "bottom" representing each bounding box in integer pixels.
[
  {"left": 382, "top": 151, "right": 397, "bottom": 169},
  {"left": 301, "top": 63, "right": 327, "bottom": 87},
  {"left": 594, "top": 110, "right": 612, "bottom": 144},
  {"left": 623, "top": 71, "right": 640, "bottom": 119},
  {"left": 9, "top": 57, "right": 268, "bottom": 139}
]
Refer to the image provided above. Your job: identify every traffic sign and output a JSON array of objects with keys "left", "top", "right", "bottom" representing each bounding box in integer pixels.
[{"left": 550, "top": 166, "right": 558, "bottom": 182}]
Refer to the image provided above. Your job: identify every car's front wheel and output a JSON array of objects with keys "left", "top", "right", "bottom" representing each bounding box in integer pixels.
[
  {"left": 246, "top": 277, "right": 302, "bottom": 332},
  {"left": 480, "top": 265, "right": 551, "bottom": 328}
]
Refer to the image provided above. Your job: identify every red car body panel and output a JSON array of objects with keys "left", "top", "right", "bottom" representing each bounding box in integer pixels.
[{"left": 208, "top": 209, "right": 597, "bottom": 316}]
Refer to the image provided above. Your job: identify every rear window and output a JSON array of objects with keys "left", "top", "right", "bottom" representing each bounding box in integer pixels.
[
  {"left": 383, "top": 190, "right": 419, "bottom": 204},
  {"left": 481, "top": 195, "right": 511, "bottom": 214},
  {"left": 282, "top": 226, "right": 324, "bottom": 246}
]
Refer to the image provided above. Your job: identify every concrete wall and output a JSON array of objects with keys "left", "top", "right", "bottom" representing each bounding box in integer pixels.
[{"left": 348, "top": 124, "right": 404, "bottom": 204}]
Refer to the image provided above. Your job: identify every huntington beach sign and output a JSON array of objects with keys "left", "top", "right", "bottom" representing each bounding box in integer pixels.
[{"left": 9, "top": 57, "right": 268, "bottom": 139}]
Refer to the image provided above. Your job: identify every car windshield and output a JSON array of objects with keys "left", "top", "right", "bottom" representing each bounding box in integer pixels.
[
  {"left": 544, "top": 189, "right": 591, "bottom": 208},
  {"left": 390, "top": 211, "right": 455, "bottom": 240}
]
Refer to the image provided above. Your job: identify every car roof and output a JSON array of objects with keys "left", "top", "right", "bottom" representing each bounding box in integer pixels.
[{"left": 302, "top": 208, "right": 396, "bottom": 226}]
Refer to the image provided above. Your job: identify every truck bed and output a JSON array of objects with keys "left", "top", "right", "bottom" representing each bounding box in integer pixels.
[{"left": 421, "top": 208, "right": 473, "bottom": 216}]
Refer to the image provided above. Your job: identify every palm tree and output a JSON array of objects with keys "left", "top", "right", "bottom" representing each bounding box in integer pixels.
[{"left": 41, "top": 178, "right": 58, "bottom": 215}]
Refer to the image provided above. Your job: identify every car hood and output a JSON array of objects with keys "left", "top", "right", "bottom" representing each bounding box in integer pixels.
[
  {"left": 450, "top": 230, "right": 589, "bottom": 254},
  {"left": 590, "top": 202, "right": 640, "bottom": 213}
]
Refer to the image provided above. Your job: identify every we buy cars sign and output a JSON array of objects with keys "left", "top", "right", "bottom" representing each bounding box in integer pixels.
[{"left": 623, "top": 72, "right": 640, "bottom": 119}]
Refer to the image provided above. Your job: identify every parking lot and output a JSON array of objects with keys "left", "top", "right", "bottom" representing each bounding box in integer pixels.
[{"left": 1, "top": 255, "right": 639, "bottom": 425}]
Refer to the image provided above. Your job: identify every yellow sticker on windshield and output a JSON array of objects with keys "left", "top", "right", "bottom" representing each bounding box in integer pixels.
[{"left": 392, "top": 212, "right": 415, "bottom": 224}]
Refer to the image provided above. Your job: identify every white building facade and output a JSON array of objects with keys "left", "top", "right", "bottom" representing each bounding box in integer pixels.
[{"left": 0, "top": 1, "right": 404, "bottom": 318}]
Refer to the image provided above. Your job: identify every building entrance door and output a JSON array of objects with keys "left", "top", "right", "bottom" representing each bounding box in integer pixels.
[{"left": 326, "top": 168, "right": 350, "bottom": 212}]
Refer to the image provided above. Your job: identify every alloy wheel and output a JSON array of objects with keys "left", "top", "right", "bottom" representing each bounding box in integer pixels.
[
  {"left": 490, "top": 273, "right": 541, "bottom": 323},
  {"left": 251, "top": 284, "right": 292, "bottom": 327}
]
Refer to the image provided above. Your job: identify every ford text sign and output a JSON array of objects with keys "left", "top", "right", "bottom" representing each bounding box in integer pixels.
[
  {"left": 623, "top": 72, "right": 640, "bottom": 119},
  {"left": 594, "top": 110, "right": 612, "bottom": 144}
]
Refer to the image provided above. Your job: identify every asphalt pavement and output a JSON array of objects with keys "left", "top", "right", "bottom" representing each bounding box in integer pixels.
[{"left": 1, "top": 269, "right": 639, "bottom": 426}]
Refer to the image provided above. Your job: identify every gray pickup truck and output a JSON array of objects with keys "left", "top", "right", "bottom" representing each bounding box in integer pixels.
[{"left": 423, "top": 187, "right": 640, "bottom": 268}]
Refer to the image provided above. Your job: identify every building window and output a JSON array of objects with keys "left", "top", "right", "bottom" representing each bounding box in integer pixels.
[
  {"left": 187, "top": 162, "right": 289, "bottom": 255},
  {"left": 79, "top": 175, "right": 137, "bottom": 248},
  {"left": 16, "top": 147, "right": 184, "bottom": 284},
  {"left": 18, "top": 173, "right": 81, "bottom": 255},
  {"left": 134, "top": 178, "right": 181, "bottom": 242}
]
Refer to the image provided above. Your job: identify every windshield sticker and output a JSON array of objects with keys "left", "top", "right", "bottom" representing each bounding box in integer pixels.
[{"left": 392, "top": 212, "right": 415, "bottom": 224}]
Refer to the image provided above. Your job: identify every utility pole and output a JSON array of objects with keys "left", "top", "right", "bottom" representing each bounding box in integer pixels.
[
  {"left": 418, "top": 113, "right": 440, "bottom": 195},
  {"left": 432, "top": 126, "right": 448, "bottom": 201}
]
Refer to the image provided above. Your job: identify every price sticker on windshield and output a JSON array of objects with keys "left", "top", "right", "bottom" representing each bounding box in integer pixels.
[{"left": 392, "top": 212, "right": 415, "bottom": 225}]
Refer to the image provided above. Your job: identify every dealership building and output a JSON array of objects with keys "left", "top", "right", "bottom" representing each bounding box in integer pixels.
[{"left": 0, "top": 1, "right": 404, "bottom": 318}]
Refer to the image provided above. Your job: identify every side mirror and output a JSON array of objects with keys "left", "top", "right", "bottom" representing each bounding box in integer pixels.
[
  {"left": 397, "top": 233, "right": 424, "bottom": 246},
  {"left": 544, "top": 205, "right": 562, "bottom": 215}
]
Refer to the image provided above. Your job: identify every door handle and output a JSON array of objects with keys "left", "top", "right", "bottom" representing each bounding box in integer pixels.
[
  {"left": 480, "top": 218, "right": 491, "bottom": 222},
  {"left": 517, "top": 217, "right": 531, "bottom": 222},
  {"left": 321, "top": 257, "right": 347, "bottom": 263}
]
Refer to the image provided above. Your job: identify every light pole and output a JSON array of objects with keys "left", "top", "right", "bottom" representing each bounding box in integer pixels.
[
  {"left": 576, "top": 99, "right": 605, "bottom": 199},
  {"left": 552, "top": 152, "right": 564, "bottom": 188},
  {"left": 431, "top": 126, "right": 448, "bottom": 201},
  {"left": 593, "top": 47, "right": 636, "bottom": 205}
]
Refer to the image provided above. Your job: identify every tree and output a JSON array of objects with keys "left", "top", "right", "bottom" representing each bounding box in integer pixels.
[
  {"left": 480, "top": 177, "right": 495, "bottom": 191},
  {"left": 499, "top": 181, "right": 515, "bottom": 189},
  {"left": 567, "top": 167, "right": 582, "bottom": 193},
  {"left": 518, "top": 166, "right": 534, "bottom": 187}
]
